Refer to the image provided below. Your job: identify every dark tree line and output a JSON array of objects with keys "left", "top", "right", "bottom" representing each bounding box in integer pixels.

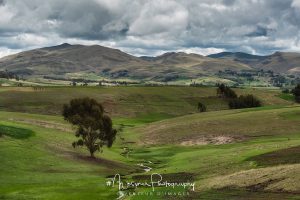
[
  {"left": 217, "top": 84, "right": 261, "bottom": 109},
  {"left": 229, "top": 95, "right": 261, "bottom": 109},
  {"left": 44, "top": 76, "right": 140, "bottom": 86},
  {"left": 0, "top": 70, "right": 21, "bottom": 80}
]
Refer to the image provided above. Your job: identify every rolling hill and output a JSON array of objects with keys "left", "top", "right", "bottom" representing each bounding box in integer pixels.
[
  {"left": 0, "top": 44, "right": 252, "bottom": 81},
  {"left": 0, "top": 43, "right": 150, "bottom": 78},
  {"left": 255, "top": 52, "right": 300, "bottom": 74},
  {"left": 1, "top": 87, "right": 299, "bottom": 199},
  {"left": 1, "top": 44, "right": 300, "bottom": 81},
  {"left": 208, "top": 52, "right": 265, "bottom": 64},
  {"left": 208, "top": 51, "right": 300, "bottom": 74}
]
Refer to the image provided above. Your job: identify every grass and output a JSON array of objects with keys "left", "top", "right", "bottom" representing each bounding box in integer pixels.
[
  {"left": 0, "top": 86, "right": 291, "bottom": 117},
  {"left": 0, "top": 86, "right": 299, "bottom": 199},
  {"left": 0, "top": 124, "right": 34, "bottom": 139},
  {"left": 247, "top": 145, "right": 300, "bottom": 166},
  {"left": 134, "top": 106, "right": 300, "bottom": 145},
  {"left": 202, "top": 164, "right": 300, "bottom": 193},
  {"left": 0, "top": 118, "right": 132, "bottom": 200},
  {"left": 278, "top": 93, "right": 295, "bottom": 101}
]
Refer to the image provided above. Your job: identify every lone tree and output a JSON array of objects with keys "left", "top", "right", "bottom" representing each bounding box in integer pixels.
[{"left": 63, "top": 98, "right": 117, "bottom": 158}]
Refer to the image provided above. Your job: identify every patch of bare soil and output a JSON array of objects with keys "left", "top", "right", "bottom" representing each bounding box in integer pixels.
[
  {"left": 9, "top": 118, "right": 73, "bottom": 132},
  {"left": 180, "top": 135, "right": 245, "bottom": 146}
]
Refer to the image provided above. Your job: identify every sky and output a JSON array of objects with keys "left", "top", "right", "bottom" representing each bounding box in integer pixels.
[{"left": 0, "top": 0, "right": 300, "bottom": 58}]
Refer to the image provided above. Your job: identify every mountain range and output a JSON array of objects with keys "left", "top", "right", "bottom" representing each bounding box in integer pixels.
[{"left": 0, "top": 43, "right": 300, "bottom": 81}]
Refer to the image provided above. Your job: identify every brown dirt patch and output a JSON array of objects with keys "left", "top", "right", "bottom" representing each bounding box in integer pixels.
[{"left": 180, "top": 135, "right": 245, "bottom": 146}]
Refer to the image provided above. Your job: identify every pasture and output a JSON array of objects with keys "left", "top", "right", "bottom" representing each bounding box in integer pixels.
[{"left": 0, "top": 86, "right": 299, "bottom": 199}]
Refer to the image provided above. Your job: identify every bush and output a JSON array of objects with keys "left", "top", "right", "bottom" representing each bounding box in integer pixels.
[
  {"left": 229, "top": 95, "right": 261, "bottom": 109},
  {"left": 198, "top": 102, "right": 207, "bottom": 112},
  {"left": 282, "top": 89, "right": 290, "bottom": 94}
]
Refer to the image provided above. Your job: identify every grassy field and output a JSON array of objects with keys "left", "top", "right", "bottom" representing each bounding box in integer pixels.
[
  {"left": 0, "top": 86, "right": 292, "bottom": 116},
  {"left": 133, "top": 106, "right": 300, "bottom": 145},
  {"left": 0, "top": 86, "right": 299, "bottom": 200}
]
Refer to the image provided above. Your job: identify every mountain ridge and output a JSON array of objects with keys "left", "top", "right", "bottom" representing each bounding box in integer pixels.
[
  {"left": 1, "top": 43, "right": 300, "bottom": 80},
  {"left": 209, "top": 51, "right": 300, "bottom": 73}
]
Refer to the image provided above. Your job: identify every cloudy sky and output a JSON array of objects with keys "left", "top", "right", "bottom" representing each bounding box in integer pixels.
[{"left": 0, "top": 0, "right": 300, "bottom": 58}]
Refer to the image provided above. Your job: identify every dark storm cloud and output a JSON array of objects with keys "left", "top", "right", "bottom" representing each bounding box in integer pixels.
[
  {"left": 0, "top": 0, "right": 128, "bottom": 40},
  {"left": 0, "top": 0, "right": 300, "bottom": 57},
  {"left": 246, "top": 26, "right": 268, "bottom": 37}
]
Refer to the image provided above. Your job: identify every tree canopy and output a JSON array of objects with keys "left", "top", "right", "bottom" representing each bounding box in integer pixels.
[
  {"left": 217, "top": 83, "right": 237, "bottom": 99},
  {"left": 292, "top": 84, "right": 300, "bottom": 103},
  {"left": 229, "top": 94, "right": 261, "bottom": 109},
  {"left": 62, "top": 98, "right": 117, "bottom": 158}
]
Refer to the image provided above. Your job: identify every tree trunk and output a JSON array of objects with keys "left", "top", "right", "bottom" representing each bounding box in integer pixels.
[{"left": 89, "top": 150, "right": 95, "bottom": 158}]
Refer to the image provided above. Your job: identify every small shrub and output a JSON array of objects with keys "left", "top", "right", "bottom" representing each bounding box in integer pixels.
[
  {"left": 198, "top": 102, "right": 207, "bottom": 112},
  {"left": 282, "top": 89, "right": 290, "bottom": 94}
]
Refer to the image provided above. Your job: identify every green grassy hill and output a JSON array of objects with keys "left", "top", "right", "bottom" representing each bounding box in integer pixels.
[
  {"left": 0, "top": 111, "right": 135, "bottom": 200},
  {"left": 0, "top": 86, "right": 299, "bottom": 199},
  {"left": 134, "top": 106, "right": 300, "bottom": 145}
]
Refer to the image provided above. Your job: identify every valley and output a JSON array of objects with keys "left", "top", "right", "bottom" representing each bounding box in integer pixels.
[{"left": 0, "top": 86, "right": 299, "bottom": 199}]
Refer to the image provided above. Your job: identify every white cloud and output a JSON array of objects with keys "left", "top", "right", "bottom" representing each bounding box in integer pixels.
[
  {"left": 292, "top": 0, "right": 300, "bottom": 8},
  {"left": 177, "top": 47, "right": 225, "bottom": 56},
  {"left": 129, "top": 0, "right": 188, "bottom": 36},
  {"left": 0, "top": 0, "right": 300, "bottom": 56},
  {"left": 0, "top": 3, "right": 14, "bottom": 25},
  {"left": 0, "top": 47, "right": 21, "bottom": 58}
]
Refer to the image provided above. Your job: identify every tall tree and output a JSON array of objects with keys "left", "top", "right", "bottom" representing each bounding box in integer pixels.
[
  {"left": 63, "top": 98, "right": 117, "bottom": 158},
  {"left": 292, "top": 84, "right": 300, "bottom": 103}
]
